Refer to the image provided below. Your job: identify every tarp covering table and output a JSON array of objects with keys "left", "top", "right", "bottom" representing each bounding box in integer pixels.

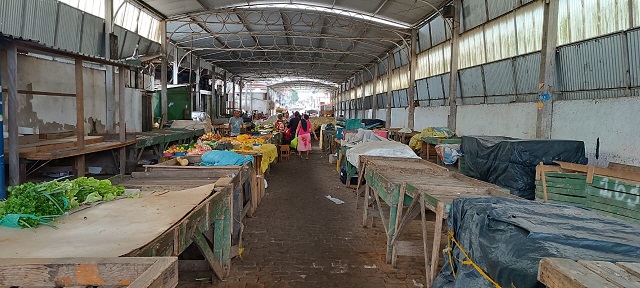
[
  {"left": 461, "top": 136, "right": 587, "bottom": 199},
  {"left": 434, "top": 197, "right": 640, "bottom": 288}
]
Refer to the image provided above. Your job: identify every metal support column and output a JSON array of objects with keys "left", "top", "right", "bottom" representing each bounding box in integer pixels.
[
  {"left": 372, "top": 63, "right": 379, "bottom": 119},
  {"left": 447, "top": 0, "right": 462, "bottom": 131},
  {"left": 408, "top": 29, "right": 417, "bottom": 130},
  {"left": 172, "top": 46, "right": 179, "bottom": 85},
  {"left": 7, "top": 42, "right": 19, "bottom": 185},
  {"left": 536, "top": 0, "right": 560, "bottom": 139},
  {"left": 386, "top": 52, "right": 394, "bottom": 129},
  {"left": 195, "top": 57, "right": 201, "bottom": 111},
  {"left": 160, "top": 20, "right": 168, "bottom": 122},
  {"left": 231, "top": 76, "right": 236, "bottom": 111},
  {"left": 0, "top": 47, "right": 5, "bottom": 198},
  {"left": 239, "top": 77, "right": 243, "bottom": 113}
]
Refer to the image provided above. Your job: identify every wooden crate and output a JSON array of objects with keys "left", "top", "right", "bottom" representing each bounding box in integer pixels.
[
  {"left": 535, "top": 172, "right": 587, "bottom": 206},
  {"left": 0, "top": 257, "right": 178, "bottom": 288},
  {"left": 538, "top": 258, "right": 640, "bottom": 288}
]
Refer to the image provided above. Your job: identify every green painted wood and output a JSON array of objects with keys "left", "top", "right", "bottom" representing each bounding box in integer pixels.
[
  {"left": 535, "top": 185, "right": 587, "bottom": 197},
  {"left": 544, "top": 172, "right": 587, "bottom": 180},
  {"left": 588, "top": 205, "right": 640, "bottom": 223},
  {"left": 213, "top": 218, "right": 224, "bottom": 264},
  {"left": 536, "top": 178, "right": 587, "bottom": 190},
  {"left": 193, "top": 228, "right": 226, "bottom": 279},
  {"left": 585, "top": 186, "right": 640, "bottom": 213},
  {"left": 386, "top": 185, "right": 400, "bottom": 262},
  {"left": 222, "top": 205, "right": 231, "bottom": 268},
  {"left": 587, "top": 201, "right": 640, "bottom": 221},
  {"left": 591, "top": 176, "right": 640, "bottom": 193},
  {"left": 535, "top": 191, "right": 586, "bottom": 205}
]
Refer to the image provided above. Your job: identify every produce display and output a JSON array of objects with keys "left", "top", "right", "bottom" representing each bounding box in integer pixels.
[
  {"left": 0, "top": 177, "right": 125, "bottom": 228},
  {"left": 199, "top": 132, "right": 222, "bottom": 142},
  {"left": 252, "top": 123, "right": 276, "bottom": 133}
]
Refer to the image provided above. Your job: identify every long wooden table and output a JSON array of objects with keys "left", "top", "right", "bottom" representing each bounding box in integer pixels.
[
  {"left": 538, "top": 258, "right": 640, "bottom": 288},
  {"left": 358, "top": 156, "right": 514, "bottom": 286},
  {"left": 0, "top": 173, "right": 236, "bottom": 281}
]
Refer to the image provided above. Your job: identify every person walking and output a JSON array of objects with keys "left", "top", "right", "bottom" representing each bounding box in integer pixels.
[
  {"left": 286, "top": 111, "right": 301, "bottom": 145},
  {"left": 296, "top": 114, "right": 318, "bottom": 160}
]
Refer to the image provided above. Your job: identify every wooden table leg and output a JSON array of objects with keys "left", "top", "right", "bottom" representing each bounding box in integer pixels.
[
  {"left": 75, "top": 155, "right": 86, "bottom": 177},
  {"left": 362, "top": 184, "right": 370, "bottom": 227},
  {"left": 420, "top": 195, "right": 432, "bottom": 287},
  {"left": 430, "top": 202, "right": 446, "bottom": 285},
  {"left": 386, "top": 185, "right": 401, "bottom": 264},
  {"left": 391, "top": 184, "right": 406, "bottom": 267}
]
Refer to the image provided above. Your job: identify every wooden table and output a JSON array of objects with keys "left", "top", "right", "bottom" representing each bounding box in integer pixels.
[
  {"left": 358, "top": 156, "right": 514, "bottom": 286},
  {"left": 0, "top": 174, "right": 235, "bottom": 281},
  {"left": 388, "top": 129, "right": 419, "bottom": 145},
  {"left": 538, "top": 258, "right": 640, "bottom": 288},
  {"left": 420, "top": 137, "right": 462, "bottom": 165},
  {"left": 143, "top": 160, "right": 255, "bottom": 241},
  {"left": 134, "top": 128, "right": 205, "bottom": 161}
]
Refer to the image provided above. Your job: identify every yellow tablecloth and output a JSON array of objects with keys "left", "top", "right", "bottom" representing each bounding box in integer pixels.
[{"left": 234, "top": 143, "right": 278, "bottom": 173}]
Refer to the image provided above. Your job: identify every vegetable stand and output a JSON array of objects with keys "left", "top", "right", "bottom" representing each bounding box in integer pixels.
[
  {"left": 359, "top": 156, "right": 515, "bottom": 286},
  {"left": 0, "top": 171, "right": 238, "bottom": 282}
]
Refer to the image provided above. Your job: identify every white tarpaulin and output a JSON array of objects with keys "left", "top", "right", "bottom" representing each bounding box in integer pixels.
[
  {"left": 346, "top": 141, "right": 420, "bottom": 167},
  {"left": 343, "top": 129, "right": 388, "bottom": 147}
]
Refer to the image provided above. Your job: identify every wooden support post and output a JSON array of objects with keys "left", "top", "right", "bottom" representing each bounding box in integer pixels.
[
  {"left": 386, "top": 52, "right": 394, "bottom": 129},
  {"left": 6, "top": 42, "right": 19, "bottom": 185},
  {"left": 104, "top": 0, "right": 115, "bottom": 132},
  {"left": 372, "top": 63, "right": 379, "bottom": 119},
  {"left": 363, "top": 184, "right": 371, "bottom": 227},
  {"left": 119, "top": 67, "right": 126, "bottom": 176},
  {"left": 536, "top": 0, "right": 560, "bottom": 139},
  {"left": 408, "top": 28, "right": 417, "bottom": 130},
  {"left": 447, "top": 0, "right": 462, "bottom": 131},
  {"left": 75, "top": 57, "right": 86, "bottom": 177},
  {"left": 160, "top": 20, "right": 168, "bottom": 122}
]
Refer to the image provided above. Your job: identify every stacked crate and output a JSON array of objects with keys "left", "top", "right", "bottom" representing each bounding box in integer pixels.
[
  {"left": 586, "top": 176, "right": 640, "bottom": 223},
  {"left": 535, "top": 172, "right": 588, "bottom": 206}
]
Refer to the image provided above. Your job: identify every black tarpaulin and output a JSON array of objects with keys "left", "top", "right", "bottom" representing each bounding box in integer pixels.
[
  {"left": 461, "top": 136, "right": 587, "bottom": 199},
  {"left": 434, "top": 197, "right": 640, "bottom": 288}
]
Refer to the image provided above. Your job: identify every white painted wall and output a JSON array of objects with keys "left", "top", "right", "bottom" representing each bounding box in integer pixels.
[
  {"left": 1, "top": 54, "right": 147, "bottom": 134},
  {"left": 456, "top": 103, "right": 537, "bottom": 138},
  {"left": 552, "top": 97, "right": 640, "bottom": 166},
  {"left": 391, "top": 107, "right": 409, "bottom": 128},
  {"left": 414, "top": 106, "right": 449, "bottom": 130}
]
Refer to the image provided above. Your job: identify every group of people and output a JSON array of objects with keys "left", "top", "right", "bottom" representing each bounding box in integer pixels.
[
  {"left": 275, "top": 111, "right": 318, "bottom": 160},
  {"left": 229, "top": 110, "right": 318, "bottom": 159}
]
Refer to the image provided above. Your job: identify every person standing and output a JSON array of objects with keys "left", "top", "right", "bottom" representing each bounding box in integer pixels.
[
  {"left": 286, "top": 111, "right": 301, "bottom": 144},
  {"left": 229, "top": 110, "right": 243, "bottom": 136},
  {"left": 296, "top": 114, "right": 318, "bottom": 160}
]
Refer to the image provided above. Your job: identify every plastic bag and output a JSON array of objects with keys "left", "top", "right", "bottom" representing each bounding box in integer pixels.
[
  {"left": 290, "top": 137, "right": 299, "bottom": 149},
  {"left": 0, "top": 214, "right": 44, "bottom": 228}
]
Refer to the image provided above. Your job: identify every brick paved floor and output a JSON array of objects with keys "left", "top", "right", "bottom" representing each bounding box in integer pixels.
[{"left": 180, "top": 147, "right": 437, "bottom": 288}]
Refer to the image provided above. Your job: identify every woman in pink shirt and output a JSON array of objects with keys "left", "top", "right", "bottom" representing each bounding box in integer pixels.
[{"left": 296, "top": 114, "right": 318, "bottom": 159}]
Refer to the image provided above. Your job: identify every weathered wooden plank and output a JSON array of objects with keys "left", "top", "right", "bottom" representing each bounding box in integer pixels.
[
  {"left": 193, "top": 230, "right": 226, "bottom": 280},
  {"left": 545, "top": 172, "right": 587, "bottom": 180},
  {"left": 538, "top": 258, "right": 615, "bottom": 288},
  {"left": 608, "top": 162, "right": 640, "bottom": 175},
  {"left": 129, "top": 257, "right": 179, "bottom": 288},
  {"left": 555, "top": 161, "right": 640, "bottom": 183},
  {"left": 618, "top": 262, "right": 640, "bottom": 279},
  {"left": 536, "top": 178, "right": 587, "bottom": 190},
  {"left": 578, "top": 260, "right": 640, "bottom": 288},
  {"left": 592, "top": 176, "right": 640, "bottom": 193},
  {"left": 535, "top": 192, "right": 586, "bottom": 205},
  {"left": 586, "top": 186, "right": 640, "bottom": 212},
  {"left": 535, "top": 185, "right": 587, "bottom": 197}
]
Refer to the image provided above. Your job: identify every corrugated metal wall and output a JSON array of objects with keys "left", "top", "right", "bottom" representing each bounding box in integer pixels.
[{"left": 0, "top": 0, "right": 160, "bottom": 59}]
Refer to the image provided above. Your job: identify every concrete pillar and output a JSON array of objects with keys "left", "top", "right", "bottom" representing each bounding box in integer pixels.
[
  {"left": 160, "top": 20, "right": 168, "bottom": 122},
  {"left": 536, "top": 0, "right": 560, "bottom": 139},
  {"left": 386, "top": 52, "right": 394, "bottom": 129},
  {"left": 118, "top": 67, "right": 126, "bottom": 175},
  {"left": 447, "top": 0, "right": 462, "bottom": 131},
  {"left": 195, "top": 56, "right": 201, "bottom": 111},
  {"left": 6, "top": 42, "right": 19, "bottom": 185},
  {"left": 408, "top": 29, "right": 417, "bottom": 130}
]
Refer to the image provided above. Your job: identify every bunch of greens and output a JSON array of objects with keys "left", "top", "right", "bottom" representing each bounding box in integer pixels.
[
  {"left": 74, "top": 177, "right": 125, "bottom": 203},
  {"left": 0, "top": 177, "right": 125, "bottom": 228}
]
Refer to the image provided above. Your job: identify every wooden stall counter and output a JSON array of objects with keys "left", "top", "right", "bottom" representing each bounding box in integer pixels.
[
  {"left": 538, "top": 258, "right": 640, "bottom": 288},
  {"left": 358, "top": 156, "right": 515, "bottom": 286}
]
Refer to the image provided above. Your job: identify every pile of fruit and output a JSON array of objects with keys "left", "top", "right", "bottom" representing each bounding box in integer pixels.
[
  {"left": 164, "top": 144, "right": 187, "bottom": 155},
  {"left": 187, "top": 143, "right": 213, "bottom": 156},
  {"left": 199, "top": 132, "right": 222, "bottom": 142}
]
